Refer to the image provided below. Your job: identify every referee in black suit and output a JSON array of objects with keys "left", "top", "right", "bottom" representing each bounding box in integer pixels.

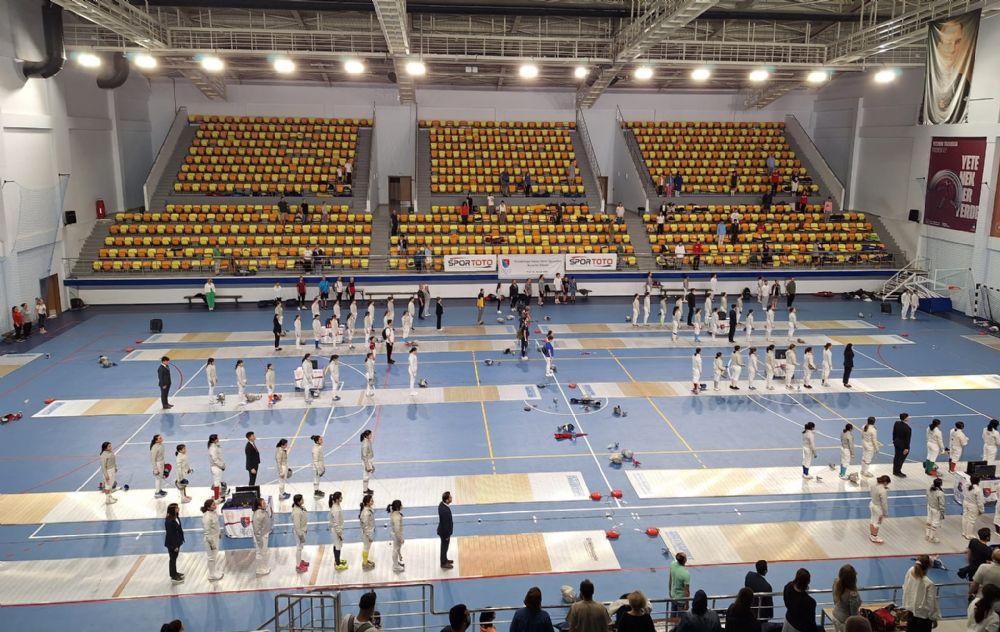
[
  {"left": 158, "top": 356, "right": 173, "bottom": 409},
  {"left": 892, "top": 413, "right": 911, "bottom": 477},
  {"left": 438, "top": 491, "right": 454, "bottom": 569}
]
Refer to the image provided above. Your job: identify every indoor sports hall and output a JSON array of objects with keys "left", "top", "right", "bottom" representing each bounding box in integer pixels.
[{"left": 2, "top": 2, "right": 1000, "bottom": 632}]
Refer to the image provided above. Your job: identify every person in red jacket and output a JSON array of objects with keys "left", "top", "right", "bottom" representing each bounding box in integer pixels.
[
  {"left": 296, "top": 276, "right": 307, "bottom": 310},
  {"left": 691, "top": 242, "right": 703, "bottom": 270},
  {"left": 11, "top": 306, "right": 24, "bottom": 340}
]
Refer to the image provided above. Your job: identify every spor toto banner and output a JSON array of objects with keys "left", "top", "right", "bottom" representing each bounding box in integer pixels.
[
  {"left": 565, "top": 253, "right": 618, "bottom": 271},
  {"left": 924, "top": 136, "right": 986, "bottom": 233},
  {"left": 497, "top": 255, "right": 565, "bottom": 279},
  {"left": 443, "top": 254, "right": 497, "bottom": 272}
]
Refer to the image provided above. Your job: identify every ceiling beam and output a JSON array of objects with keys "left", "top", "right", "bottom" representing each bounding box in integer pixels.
[
  {"left": 576, "top": 0, "right": 721, "bottom": 108},
  {"left": 53, "top": 0, "right": 168, "bottom": 47},
  {"left": 373, "top": 0, "right": 416, "bottom": 103}
]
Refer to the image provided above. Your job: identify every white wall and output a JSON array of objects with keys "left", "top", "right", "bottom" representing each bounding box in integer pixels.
[
  {"left": 0, "top": 0, "right": 152, "bottom": 327},
  {"left": 813, "top": 13, "right": 1000, "bottom": 313}
]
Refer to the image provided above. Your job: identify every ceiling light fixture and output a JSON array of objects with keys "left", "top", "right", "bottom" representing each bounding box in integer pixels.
[
  {"left": 519, "top": 64, "right": 539, "bottom": 79},
  {"left": 133, "top": 53, "right": 157, "bottom": 70},
  {"left": 634, "top": 66, "right": 653, "bottom": 80},
  {"left": 406, "top": 61, "right": 426, "bottom": 76},
  {"left": 574, "top": 66, "right": 589, "bottom": 79},
  {"left": 274, "top": 57, "right": 296, "bottom": 74},
  {"left": 806, "top": 69, "right": 830, "bottom": 84},
  {"left": 344, "top": 59, "right": 365, "bottom": 74},
  {"left": 200, "top": 55, "right": 225, "bottom": 73},
  {"left": 691, "top": 67, "right": 711, "bottom": 82},
  {"left": 874, "top": 68, "right": 898, "bottom": 83},
  {"left": 76, "top": 52, "right": 101, "bottom": 68},
  {"left": 748, "top": 68, "right": 770, "bottom": 82}
]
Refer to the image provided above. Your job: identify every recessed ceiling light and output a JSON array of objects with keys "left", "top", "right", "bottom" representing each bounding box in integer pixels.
[
  {"left": 133, "top": 54, "right": 157, "bottom": 70},
  {"left": 344, "top": 59, "right": 365, "bottom": 74},
  {"left": 748, "top": 68, "right": 770, "bottom": 82},
  {"left": 574, "top": 66, "right": 589, "bottom": 79},
  {"left": 201, "top": 55, "right": 225, "bottom": 73},
  {"left": 519, "top": 64, "right": 539, "bottom": 79},
  {"left": 691, "top": 67, "right": 711, "bottom": 82},
  {"left": 874, "top": 68, "right": 897, "bottom": 83},
  {"left": 634, "top": 66, "right": 653, "bottom": 80},
  {"left": 406, "top": 61, "right": 426, "bottom": 76},
  {"left": 273, "top": 57, "right": 295, "bottom": 74},
  {"left": 76, "top": 52, "right": 101, "bottom": 68},
  {"left": 806, "top": 70, "right": 830, "bottom": 84}
]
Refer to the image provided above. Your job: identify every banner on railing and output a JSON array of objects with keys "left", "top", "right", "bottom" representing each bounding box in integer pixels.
[
  {"left": 443, "top": 254, "right": 497, "bottom": 272},
  {"left": 498, "top": 255, "right": 565, "bottom": 279},
  {"left": 565, "top": 253, "right": 618, "bottom": 271}
]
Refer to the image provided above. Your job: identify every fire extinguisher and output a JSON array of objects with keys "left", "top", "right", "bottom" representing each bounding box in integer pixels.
[{"left": 96, "top": 199, "right": 106, "bottom": 220}]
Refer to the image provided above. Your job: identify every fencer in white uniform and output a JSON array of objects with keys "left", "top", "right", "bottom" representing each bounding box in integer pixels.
[
  {"left": 691, "top": 348, "right": 703, "bottom": 395},
  {"left": 787, "top": 307, "right": 797, "bottom": 341},
  {"left": 361, "top": 430, "right": 375, "bottom": 492},
  {"left": 926, "top": 478, "right": 945, "bottom": 544},
  {"left": 672, "top": 307, "right": 681, "bottom": 341},
  {"left": 925, "top": 419, "right": 945, "bottom": 473},
  {"left": 252, "top": 497, "right": 272, "bottom": 576},
  {"left": 869, "top": 476, "right": 890, "bottom": 544},
  {"left": 728, "top": 346, "right": 743, "bottom": 390},
  {"left": 765, "top": 306, "right": 775, "bottom": 341},
  {"left": 631, "top": 294, "right": 640, "bottom": 326},
  {"left": 235, "top": 360, "right": 247, "bottom": 401},
  {"left": 201, "top": 498, "right": 224, "bottom": 580},
  {"left": 962, "top": 476, "right": 985, "bottom": 539},
  {"left": 408, "top": 347, "right": 419, "bottom": 396},
  {"left": 311, "top": 435, "right": 325, "bottom": 497},
  {"left": 747, "top": 347, "right": 759, "bottom": 390},
  {"left": 208, "top": 434, "right": 225, "bottom": 492},
  {"left": 861, "top": 417, "right": 881, "bottom": 477},
  {"left": 744, "top": 310, "right": 754, "bottom": 343},
  {"left": 802, "top": 347, "right": 815, "bottom": 389},
  {"left": 802, "top": 422, "right": 817, "bottom": 479},
  {"left": 949, "top": 421, "right": 969, "bottom": 473},
  {"left": 275, "top": 438, "right": 290, "bottom": 500},
  {"left": 784, "top": 344, "right": 798, "bottom": 389},
  {"left": 642, "top": 292, "right": 651, "bottom": 326},
  {"left": 150, "top": 434, "right": 166, "bottom": 498},
  {"left": 713, "top": 352, "right": 725, "bottom": 391},
  {"left": 984, "top": 420, "right": 1000, "bottom": 462},
  {"left": 840, "top": 423, "right": 855, "bottom": 479},
  {"left": 206, "top": 358, "right": 218, "bottom": 403},
  {"left": 821, "top": 343, "right": 833, "bottom": 387},
  {"left": 765, "top": 345, "right": 776, "bottom": 390}
]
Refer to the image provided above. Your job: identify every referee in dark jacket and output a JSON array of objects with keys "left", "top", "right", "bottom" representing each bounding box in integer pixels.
[
  {"left": 158, "top": 356, "right": 173, "bottom": 409},
  {"left": 438, "top": 491, "right": 454, "bottom": 569},
  {"left": 892, "top": 412, "right": 911, "bottom": 477}
]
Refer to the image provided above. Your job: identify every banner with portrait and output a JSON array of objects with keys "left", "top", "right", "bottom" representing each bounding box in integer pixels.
[
  {"left": 923, "top": 136, "right": 986, "bottom": 233},
  {"left": 920, "top": 10, "right": 980, "bottom": 125}
]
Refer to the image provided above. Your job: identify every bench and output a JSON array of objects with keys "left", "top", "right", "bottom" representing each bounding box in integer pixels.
[{"left": 184, "top": 294, "right": 243, "bottom": 307}]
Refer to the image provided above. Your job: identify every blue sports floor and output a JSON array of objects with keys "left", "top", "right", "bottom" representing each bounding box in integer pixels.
[{"left": 0, "top": 292, "right": 997, "bottom": 632}]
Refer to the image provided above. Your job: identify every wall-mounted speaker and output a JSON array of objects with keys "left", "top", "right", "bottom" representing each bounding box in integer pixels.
[
  {"left": 64, "top": 210, "right": 77, "bottom": 225},
  {"left": 908, "top": 209, "right": 920, "bottom": 222}
]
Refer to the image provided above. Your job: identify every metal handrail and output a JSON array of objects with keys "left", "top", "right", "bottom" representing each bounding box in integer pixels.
[
  {"left": 576, "top": 108, "right": 602, "bottom": 179},
  {"left": 367, "top": 105, "right": 378, "bottom": 214},
  {"left": 142, "top": 106, "right": 189, "bottom": 211}
]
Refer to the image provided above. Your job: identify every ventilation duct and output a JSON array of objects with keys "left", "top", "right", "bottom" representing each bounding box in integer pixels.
[
  {"left": 97, "top": 52, "right": 130, "bottom": 89},
  {"left": 21, "top": 1, "right": 65, "bottom": 79}
]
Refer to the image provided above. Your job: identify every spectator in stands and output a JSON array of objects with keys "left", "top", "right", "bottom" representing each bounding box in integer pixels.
[
  {"left": 716, "top": 221, "right": 727, "bottom": 247},
  {"left": 442, "top": 605, "right": 470, "bottom": 632},
  {"left": 673, "top": 173, "right": 683, "bottom": 196},
  {"left": 729, "top": 171, "right": 740, "bottom": 196},
  {"left": 11, "top": 305, "right": 24, "bottom": 340},
  {"left": 523, "top": 172, "right": 533, "bottom": 197},
  {"left": 962, "top": 528, "right": 992, "bottom": 581},
  {"left": 510, "top": 587, "right": 552, "bottom": 632},
  {"left": 460, "top": 200, "right": 471, "bottom": 224},
  {"left": 968, "top": 585, "right": 1000, "bottom": 632},
  {"left": 831, "top": 565, "right": 862, "bottom": 632},
  {"left": 567, "top": 579, "right": 611, "bottom": 632},
  {"left": 823, "top": 197, "right": 834, "bottom": 214},
  {"left": 617, "top": 591, "right": 654, "bottom": 632},
  {"left": 675, "top": 243, "right": 686, "bottom": 269},
  {"left": 669, "top": 551, "right": 692, "bottom": 618},
  {"left": 498, "top": 199, "right": 508, "bottom": 215},
  {"left": 390, "top": 209, "right": 399, "bottom": 236},
  {"left": 691, "top": 242, "right": 703, "bottom": 270},
  {"left": 341, "top": 591, "right": 378, "bottom": 632},
  {"left": 336, "top": 164, "right": 344, "bottom": 184},
  {"left": 616, "top": 202, "right": 626, "bottom": 224},
  {"left": 783, "top": 568, "right": 818, "bottom": 632},
  {"left": 676, "top": 590, "right": 721, "bottom": 632},
  {"left": 770, "top": 170, "right": 781, "bottom": 194},
  {"left": 500, "top": 170, "right": 510, "bottom": 196},
  {"left": 745, "top": 560, "right": 774, "bottom": 627},
  {"left": 725, "top": 588, "right": 760, "bottom": 632},
  {"left": 762, "top": 190, "right": 773, "bottom": 212},
  {"left": 345, "top": 158, "right": 353, "bottom": 185},
  {"left": 278, "top": 194, "right": 290, "bottom": 223},
  {"left": 790, "top": 174, "right": 800, "bottom": 196},
  {"left": 970, "top": 549, "right": 1000, "bottom": 599},
  {"left": 424, "top": 246, "right": 433, "bottom": 271},
  {"left": 665, "top": 172, "right": 674, "bottom": 197},
  {"left": 398, "top": 234, "right": 409, "bottom": 259},
  {"left": 658, "top": 174, "right": 667, "bottom": 196},
  {"left": 297, "top": 276, "right": 307, "bottom": 310},
  {"left": 766, "top": 154, "right": 776, "bottom": 174},
  {"left": 487, "top": 193, "right": 495, "bottom": 214},
  {"left": 797, "top": 191, "right": 808, "bottom": 213},
  {"left": 567, "top": 160, "right": 577, "bottom": 186},
  {"left": 656, "top": 207, "right": 666, "bottom": 234},
  {"left": 298, "top": 201, "right": 309, "bottom": 223},
  {"left": 903, "top": 555, "right": 941, "bottom": 632},
  {"left": 730, "top": 209, "right": 742, "bottom": 242}
]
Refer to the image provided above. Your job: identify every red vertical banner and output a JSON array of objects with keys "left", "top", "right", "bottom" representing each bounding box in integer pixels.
[{"left": 924, "top": 136, "right": 986, "bottom": 233}]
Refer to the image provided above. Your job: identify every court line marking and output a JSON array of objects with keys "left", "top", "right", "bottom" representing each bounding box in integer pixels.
[
  {"left": 609, "top": 350, "right": 703, "bottom": 467},
  {"left": 112, "top": 555, "right": 146, "bottom": 598},
  {"left": 471, "top": 351, "right": 497, "bottom": 475}
]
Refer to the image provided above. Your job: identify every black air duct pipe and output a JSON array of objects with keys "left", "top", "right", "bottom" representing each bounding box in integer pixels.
[
  {"left": 22, "top": 1, "right": 66, "bottom": 79},
  {"left": 97, "top": 52, "right": 130, "bottom": 89}
]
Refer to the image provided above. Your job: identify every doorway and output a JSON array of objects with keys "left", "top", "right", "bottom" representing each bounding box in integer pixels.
[
  {"left": 39, "top": 274, "right": 61, "bottom": 318},
  {"left": 598, "top": 176, "right": 609, "bottom": 202},
  {"left": 388, "top": 176, "right": 412, "bottom": 211}
]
